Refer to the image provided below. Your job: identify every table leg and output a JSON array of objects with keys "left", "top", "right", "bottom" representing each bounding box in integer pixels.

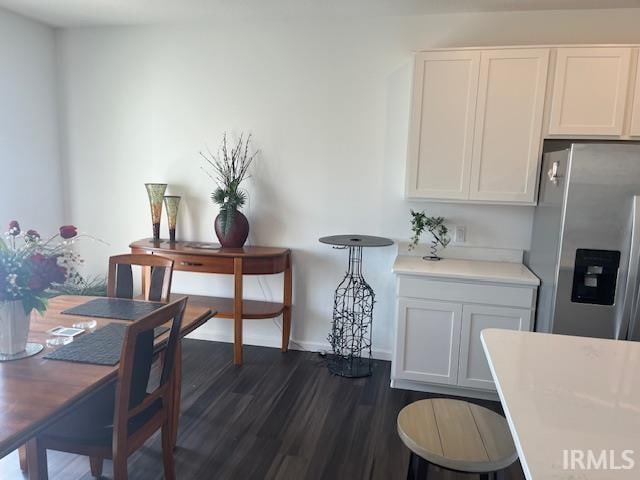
[
  {"left": 281, "top": 256, "right": 292, "bottom": 352},
  {"left": 327, "top": 246, "right": 374, "bottom": 377},
  {"left": 26, "top": 438, "right": 47, "bottom": 480},
  {"left": 233, "top": 257, "right": 243, "bottom": 365},
  {"left": 170, "top": 340, "right": 182, "bottom": 449}
]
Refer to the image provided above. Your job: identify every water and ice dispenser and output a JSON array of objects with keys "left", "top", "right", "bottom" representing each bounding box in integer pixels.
[{"left": 571, "top": 249, "right": 621, "bottom": 305}]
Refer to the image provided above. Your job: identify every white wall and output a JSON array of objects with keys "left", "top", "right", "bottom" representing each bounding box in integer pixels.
[
  {"left": 0, "top": 8, "right": 63, "bottom": 235},
  {"left": 56, "top": 8, "right": 640, "bottom": 358}
]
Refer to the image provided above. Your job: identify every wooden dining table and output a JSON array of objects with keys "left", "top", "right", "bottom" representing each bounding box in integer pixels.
[{"left": 0, "top": 295, "right": 213, "bottom": 476}]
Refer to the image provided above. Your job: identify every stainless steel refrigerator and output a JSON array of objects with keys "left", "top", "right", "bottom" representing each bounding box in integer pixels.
[{"left": 528, "top": 141, "right": 640, "bottom": 340}]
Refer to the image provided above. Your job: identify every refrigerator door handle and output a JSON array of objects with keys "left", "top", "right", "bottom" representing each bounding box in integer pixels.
[
  {"left": 618, "top": 195, "right": 640, "bottom": 340},
  {"left": 547, "top": 160, "right": 561, "bottom": 185}
]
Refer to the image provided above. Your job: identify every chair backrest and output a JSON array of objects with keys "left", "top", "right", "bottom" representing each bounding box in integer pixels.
[
  {"left": 107, "top": 254, "right": 174, "bottom": 302},
  {"left": 112, "top": 297, "right": 187, "bottom": 450}
]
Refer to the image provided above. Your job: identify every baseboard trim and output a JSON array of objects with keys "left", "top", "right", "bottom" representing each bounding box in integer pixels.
[
  {"left": 390, "top": 378, "right": 499, "bottom": 401},
  {"left": 186, "top": 330, "right": 392, "bottom": 361}
]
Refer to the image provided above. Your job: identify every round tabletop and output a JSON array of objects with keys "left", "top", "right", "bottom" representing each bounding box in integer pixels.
[
  {"left": 397, "top": 398, "right": 517, "bottom": 473},
  {"left": 319, "top": 234, "right": 394, "bottom": 248}
]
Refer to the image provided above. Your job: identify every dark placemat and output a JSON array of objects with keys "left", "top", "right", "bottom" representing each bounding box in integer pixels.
[
  {"left": 43, "top": 323, "right": 170, "bottom": 366},
  {"left": 61, "top": 298, "right": 165, "bottom": 321}
]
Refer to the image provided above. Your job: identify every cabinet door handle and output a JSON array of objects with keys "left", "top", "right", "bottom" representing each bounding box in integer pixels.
[{"left": 180, "top": 261, "right": 203, "bottom": 267}]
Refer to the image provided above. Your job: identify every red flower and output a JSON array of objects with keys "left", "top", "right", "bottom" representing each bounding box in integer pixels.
[
  {"left": 59, "top": 225, "right": 77, "bottom": 239},
  {"left": 8, "top": 220, "right": 20, "bottom": 236},
  {"left": 25, "top": 229, "right": 40, "bottom": 241},
  {"left": 27, "top": 254, "right": 67, "bottom": 293}
]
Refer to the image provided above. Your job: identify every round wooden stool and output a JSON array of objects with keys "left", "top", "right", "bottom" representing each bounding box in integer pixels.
[{"left": 397, "top": 398, "right": 517, "bottom": 479}]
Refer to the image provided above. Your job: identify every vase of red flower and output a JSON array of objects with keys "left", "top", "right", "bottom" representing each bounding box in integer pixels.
[
  {"left": 0, "top": 301, "right": 30, "bottom": 355},
  {"left": 0, "top": 221, "right": 79, "bottom": 355}
]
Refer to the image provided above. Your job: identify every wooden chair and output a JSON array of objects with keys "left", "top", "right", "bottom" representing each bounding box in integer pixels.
[
  {"left": 17, "top": 253, "right": 177, "bottom": 474},
  {"left": 26, "top": 297, "right": 188, "bottom": 480},
  {"left": 108, "top": 253, "right": 175, "bottom": 302}
]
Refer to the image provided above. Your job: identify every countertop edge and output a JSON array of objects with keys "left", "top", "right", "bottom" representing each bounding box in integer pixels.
[
  {"left": 392, "top": 267, "right": 540, "bottom": 287},
  {"left": 481, "top": 329, "right": 533, "bottom": 480}
]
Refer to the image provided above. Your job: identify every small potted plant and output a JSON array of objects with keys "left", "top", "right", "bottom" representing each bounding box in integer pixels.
[
  {"left": 201, "top": 133, "right": 259, "bottom": 248},
  {"left": 0, "top": 222, "right": 83, "bottom": 355},
  {"left": 408, "top": 210, "right": 451, "bottom": 261}
]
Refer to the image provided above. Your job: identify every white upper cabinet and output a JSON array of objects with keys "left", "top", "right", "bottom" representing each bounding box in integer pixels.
[
  {"left": 470, "top": 49, "right": 549, "bottom": 203},
  {"left": 406, "top": 51, "right": 480, "bottom": 200},
  {"left": 548, "top": 47, "right": 632, "bottom": 136},
  {"left": 407, "top": 45, "right": 640, "bottom": 204},
  {"left": 630, "top": 50, "right": 640, "bottom": 137},
  {"left": 407, "top": 47, "right": 549, "bottom": 204}
]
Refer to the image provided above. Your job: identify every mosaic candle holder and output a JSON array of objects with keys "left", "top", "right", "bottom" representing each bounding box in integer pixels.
[
  {"left": 145, "top": 183, "right": 167, "bottom": 241},
  {"left": 163, "top": 195, "right": 181, "bottom": 243}
]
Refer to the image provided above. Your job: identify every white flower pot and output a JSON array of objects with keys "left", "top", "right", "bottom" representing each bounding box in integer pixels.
[{"left": 0, "top": 301, "right": 31, "bottom": 355}]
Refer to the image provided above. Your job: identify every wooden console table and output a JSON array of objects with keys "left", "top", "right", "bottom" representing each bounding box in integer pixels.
[{"left": 130, "top": 239, "right": 292, "bottom": 365}]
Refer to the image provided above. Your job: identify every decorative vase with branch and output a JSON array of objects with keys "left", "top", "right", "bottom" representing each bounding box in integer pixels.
[
  {"left": 408, "top": 210, "right": 451, "bottom": 261},
  {"left": 201, "top": 133, "right": 259, "bottom": 248}
]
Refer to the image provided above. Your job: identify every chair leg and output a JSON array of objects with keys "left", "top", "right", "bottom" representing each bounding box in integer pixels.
[
  {"left": 112, "top": 452, "right": 127, "bottom": 480},
  {"left": 170, "top": 340, "right": 182, "bottom": 449},
  {"left": 90, "top": 456, "right": 104, "bottom": 477},
  {"left": 18, "top": 445, "right": 28, "bottom": 472},
  {"left": 162, "top": 421, "right": 176, "bottom": 480},
  {"left": 407, "top": 452, "right": 429, "bottom": 480},
  {"left": 26, "top": 438, "right": 48, "bottom": 480}
]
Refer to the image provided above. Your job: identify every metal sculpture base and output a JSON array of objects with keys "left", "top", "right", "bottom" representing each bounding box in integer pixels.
[
  {"left": 320, "top": 235, "right": 393, "bottom": 379},
  {"left": 328, "top": 245, "right": 375, "bottom": 378},
  {"left": 0, "top": 342, "right": 44, "bottom": 362},
  {"left": 327, "top": 352, "right": 372, "bottom": 378}
]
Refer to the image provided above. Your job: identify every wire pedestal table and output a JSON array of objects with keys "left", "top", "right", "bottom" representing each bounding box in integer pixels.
[{"left": 319, "top": 235, "right": 394, "bottom": 378}]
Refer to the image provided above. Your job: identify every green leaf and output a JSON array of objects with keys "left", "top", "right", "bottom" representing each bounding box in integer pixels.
[
  {"left": 0, "top": 236, "right": 7, "bottom": 251},
  {"left": 21, "top": 295, "right": 48, "bottom": 316}
]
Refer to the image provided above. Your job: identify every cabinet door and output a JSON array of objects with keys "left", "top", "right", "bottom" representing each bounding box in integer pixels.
[
  {"left": 469, "top": 49, "right": 549, "bottom": 203},
  {"left": 393, "top": 299, "right": 462, "bottom": 385},
  {"left": 406, "top": 51, "right": 480, "bottom": 200},
  {"left": 458, "top": 305, "right": 532, "bottom": 390},
  {"left": 549, "top": 47, "right": 632, "bottom": 136},
  {"left": 629, "top": 51, "right": 640, "bottom": 137}
]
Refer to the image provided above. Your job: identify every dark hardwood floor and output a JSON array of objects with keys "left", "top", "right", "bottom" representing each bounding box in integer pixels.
[{"left": 0, "top": 339, "right": 525, "bottom": 479}]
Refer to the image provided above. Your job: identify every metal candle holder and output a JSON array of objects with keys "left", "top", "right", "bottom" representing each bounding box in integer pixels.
[
  {"left": 145, "top": 183, "right": 167, "bottom": 241},
  {"left": 163, "top": 196, "right": 181, "bottom": 243}
]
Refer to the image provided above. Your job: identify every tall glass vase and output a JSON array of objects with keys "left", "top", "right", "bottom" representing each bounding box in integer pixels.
[
  {"left": 145, "top": 183, "right": 167, "bottom": 241},
  {"left": 0, "top": 301, "right": 30, "bottom": 355},
  {"left": 164, "top": 196, "right": 181, "bottom": 243}
]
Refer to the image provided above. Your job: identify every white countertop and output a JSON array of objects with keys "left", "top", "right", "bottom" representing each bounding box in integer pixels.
[
  {"left": 392, "top": 255, "right": 540, "bottom": 286},
  {"left": 482, "top": 329, "right": 640, "bottom": 479}
]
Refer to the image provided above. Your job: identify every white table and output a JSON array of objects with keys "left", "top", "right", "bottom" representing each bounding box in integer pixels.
[{"left": 481, "top": 329, "right": 640, "bottom": 479}]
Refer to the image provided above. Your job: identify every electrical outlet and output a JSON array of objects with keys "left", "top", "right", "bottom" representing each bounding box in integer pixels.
[{"left": 454, "top": 225, "right": 466, "bottom": 244}]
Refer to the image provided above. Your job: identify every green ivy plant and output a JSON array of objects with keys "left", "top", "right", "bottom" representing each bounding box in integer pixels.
[{"left": 408, "top": 210, "right": 451, "bottom": 260}]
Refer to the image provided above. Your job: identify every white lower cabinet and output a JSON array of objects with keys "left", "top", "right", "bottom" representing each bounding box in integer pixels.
[
  {"left": 392, "top": 267, "right": 537, "bottom": 398},
  {"left": 457, "top": 305, "right": 532, "bottom": 390},
  {"left": 393, "top": 299, "right": 462, "bottom": 385}
]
